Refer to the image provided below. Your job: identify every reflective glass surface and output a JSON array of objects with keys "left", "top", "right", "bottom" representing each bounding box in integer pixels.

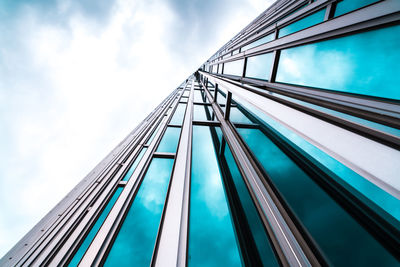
[
  {"left": 223, "top": 59, "right": 244, "bottom": 77},
  {"left": 156, "top": 127, "right": 181, "bottom": 153},
  {"left": 278, "top": 9, "right": 325, "bottom": 37},
  {"left": 170, "top": 103, "right": 187, "bottom": 125},
  {"left": 242, "top": 33, "right": 275, "bottom": 51},
  {"left": 121, "top": 148, "right": 147, "bottom": 181},
  {"left": 69, "top": 187, "right": 123, "bottom": 266},
  {"left": 335, "top": 0, "right": 378, "bottom": 17},
  {"left": 229, "top": 107, "right": 253, "bottom": 124},
  {"left": 189, "top": 126, "right": 242, "bottom": 266},
  {"left": 276, "top": 25, "right": 400, "bottom": 100},
  {"left": 104, "top": 158, "right": 174, "bottom": 266},
  {"left": 245, "top": 53, "right": 273, "bottom": 80},
  {"left": 193, "top": 104, "right": 216, "bottom": 121},
  {"left": 194, "top": 90, "right": 204, "bottom": 103},
  {"left": 232, "top": 95, "right": 400, "bottom": 220},
  {"left": 237, "top": 127, "right": 399, "bottom": 265},
  {"left": 221, "top": 144, "right": 279, "bottom": 266},
  {"left": 147, "top": 123, "right": 163, "bottom": 145}
]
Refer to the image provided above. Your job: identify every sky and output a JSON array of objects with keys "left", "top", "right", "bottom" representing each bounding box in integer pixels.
[{"left": 0, "top": 0, "right": 272, "bottom": 257}]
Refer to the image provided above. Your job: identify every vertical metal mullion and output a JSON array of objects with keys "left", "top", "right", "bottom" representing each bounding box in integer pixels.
[
  {"left": 78, "top": 85, "right": 184, "bottom": 266},
  {"left": 199, "top": 73, "right": 317, "bottom": 267},
  {"left": 269, "top": 50, "right": 280, "bottom": 83},
  {"left": 225, "top": 92, "right": 233, "bottom": 120}
]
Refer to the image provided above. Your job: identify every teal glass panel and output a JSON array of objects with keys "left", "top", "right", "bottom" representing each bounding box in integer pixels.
[
  {"left": 194, "top": 90, "right": 204, "bottom": 103},
  {"left": 147, "top": 123, "right": 162, "bottom": 145},
  {"left": 156, "top": 127, "right": 181, "bottom": 153},
  {"left": 170, "top": 103, "right": 187, "bottom": 125},
  {"left": 69, "top": 187, "right": 123, "bottom": 266},
  {"left": 335, "top": 0, "right": 378, "bottom": 17},
  {"left": 222, "top": 144, "right": 279, "bottom": 266},
  {"left": 223, "top": 59, "right": 244, "bottom": 76},
  {"left": 242, "top": 33, "right": 275, "bottom": 51},
  {"left": 232, "top": 97, "right": 400, "bottom": 222},
  {"left": 121, "top": 148, "right": 147, "bottom": 181},
  {"left": 276, "top": 25, "right": 400, "bottom": 100},
  {"left": 104, "top": 158, "right": 174, "bottom": 266},
  {"left": 278, "top": 9, "right": 325, "bottom": 38},
  {"left": 245, "top": 53, "right": 273, "bottom": 80},
  {"left": 217, "top": 90, "right": 226, "bottom": 105},
  {"left": 229, "top": 107, "right": 253, "bottom": 124},
  {"left": 193, "top": 104, "right": 214, "bottom": 121},
  {"left": 189, "top": 126, "right": 242, "bottom": 266},
  {"left": 237, "top": 128, "right": 399, "bottom": 265},
  {"left": 183, "top": 90, "right": 190, "bottom": 97}
]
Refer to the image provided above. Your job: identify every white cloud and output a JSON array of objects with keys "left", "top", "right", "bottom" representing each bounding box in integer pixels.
[{"left": 0, "top": 0, "right": 270, "bottom": 257}]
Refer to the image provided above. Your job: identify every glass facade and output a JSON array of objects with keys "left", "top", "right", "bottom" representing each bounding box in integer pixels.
[
  {"left": 276, "top": 24, "right": 400, "bottom": 100},
  {"left": 5, "top": 1, "right": 400, "bottom": 266}
]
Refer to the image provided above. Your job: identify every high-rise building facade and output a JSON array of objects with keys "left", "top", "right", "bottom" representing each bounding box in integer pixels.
[{"left": 1, "top": 0, "right": 400, "bottom": 266}]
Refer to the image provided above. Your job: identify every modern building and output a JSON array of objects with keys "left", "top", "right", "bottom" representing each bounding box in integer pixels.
[{"left": 1, "top": 0, "right": 400, "bottom": 266}]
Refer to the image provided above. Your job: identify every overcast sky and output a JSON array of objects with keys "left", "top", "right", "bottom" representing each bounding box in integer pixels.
[{"left": 0, "top": 0, "right": 272, "bottom": 257}]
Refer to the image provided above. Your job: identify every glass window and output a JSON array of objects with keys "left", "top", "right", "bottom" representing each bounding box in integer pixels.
[
  {"left": 221, "top": 144, "right": 279, "bottom": 266},
  {"left": 278, "top": 9, "right": 325, "bottom": 38},
  {"left": 245, "top": 53, "right": 273, "bottom": 80},
  {"left": 229, "top": 107, "right": 253, "bottom": 124},
  {"left": 193, "top": 104, "right": 216, "bottom": 121},
  {"left": 189, "top": 126, "right": 242, "bottom": 266},
  {"left": 232, "top": 96, "right": 400, "bottom": 222},
  {"left": 193, "top": 90, "right": 204, "bottom": 103},
  {"left": 170, "top": 103, "right": 187, "bottom": 125},
  {"left": 156, "top": 127, "right": 181, "bottom": 153},
  {"left": 276, "top": 25, "right": 400, "bottom": 100},
  {"left": 335, "top": 0, "right": 379, "bottom": 17},
  {"left": 237, "top": 127, "right": 399, "bottom": 265},
  {"left": 223, "top": 59, "right": 244, "bottom": 77},
  {"left": 122, "top": 148, "right": 147, "bottom": 181},
  {"left": 242, "top": 32, "right": 275, "bottom": 51},
  {"left": 69, "top": 187, "right": 123, "bottom": 266},
  {"left": 104, "top": 158, "right": 174, "bottom": 266},
  {"left": 146, "top": 123, "right": 163, "bottom": 145}
]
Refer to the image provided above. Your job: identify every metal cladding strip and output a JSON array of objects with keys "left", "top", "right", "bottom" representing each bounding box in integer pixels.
[
  {"left": 208, "top": 75, "right": 400, "bottom": 149},
  {"left": 79, "top": 87, "right": 185, "bottom": 266},
  {"left": 202, "top": 72, "right": 400, "bottom": 200},
  {"left": 153, "top": 78, "right": 194, "bottom": 267},
  {"left": 214, "top": 0, "right": 400, "bottom": 64},
  {"left": 198, "top": 77, "right": 312, "bottom": 267},
  {"left": 16, "top": 90, "right": 179, "bottom": 266}
]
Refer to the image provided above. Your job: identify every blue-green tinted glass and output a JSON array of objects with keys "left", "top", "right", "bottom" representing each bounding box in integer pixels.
[
  {"left": 189, "top": 126, "right": 242, "bottom": 266},
  {"left": 278, "top": 8, "right": 325, "bottom": 38},
  {"left": 217, "top": 90, "right": 226, "bottom": 105},
  {"left": 223, "top": 59, "right": 244, "bottom": 76},
  {"left": 121, "top": 148, "right": 147, "bottom": 181},
  {"left": 233, "top": 97, "right": 400, "bottom": 222},
  {"left": 335, "top": 0, "right": 378, "bottom": 17},
  {"left": 245, "top": 53, "right": 273, "bottom": 80},
  {"left": 222, "top": 144, "right": 279, "bottom": 266},
  {"left": 183, "top": 90, "right": 190, "bottom": 97},
  {"left": 156, "top": 127, "right": 181, "bottom": 153},
  {"left": 69, "top": 187, "right": 123, "bottom": 266},
  {"left": 147, "top": 123, "right": 162, "bottom": 145},
  {"left": 193, "top": 104, "right": 216, "bottom": 121},
  {"left": 229, "top": 107, "right": 253, "bottom": 124},
  {"left": 242, "top": 33, "right": 275, "bottom": 51},
  {"left": 170, "top": 103, "right": 187, "bottom": 125},
  {"left": 104, "top": 158, "right": 173, "bottom": 266},
  {"left": 194, "top": 90, "right": 204, "bottom": 102},
  {"left": 237, "top": 128, "right": 398, "bottom": 265},
  {"left": 277, "top": 25, "right": 400, "bottom": 99}
]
